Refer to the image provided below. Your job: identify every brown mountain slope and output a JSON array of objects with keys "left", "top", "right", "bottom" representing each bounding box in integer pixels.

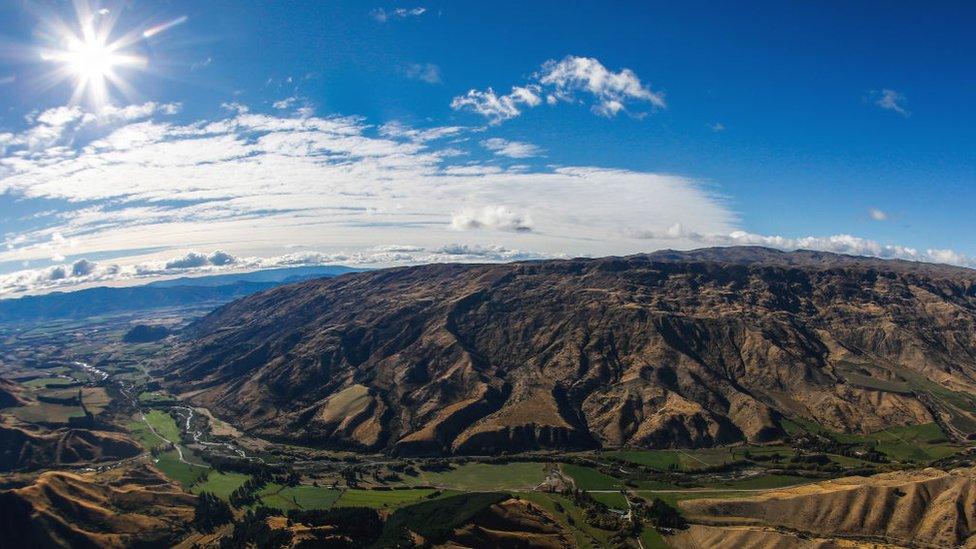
[
  {"left": 0, "top": 464, "right": 195, "bottom": 548},
  {"left": 0, "top": 423, "right": 142, "bottom": 472},
  {"left": 673, "top": 466, "right": 976, "bottom": 548},
  {"left": 165, "top": 247, "right": 976, "bottom": 455},
  {"left": 438, "top": 498, "right": 574, "bottom": 548},
  {"left": 0, "top": 377, "right": 29, "bottom": 408}
]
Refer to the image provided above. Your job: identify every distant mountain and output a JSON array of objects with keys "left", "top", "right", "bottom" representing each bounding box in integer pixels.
[
  {"left": 0, "top": 265, "right": 360, "bottom": 324},
  {"left": 166, "top": 247, "right": 976, "bottom": 455},
  {"left": 145, "top": 265, "right": 359, "bottom": 287}
]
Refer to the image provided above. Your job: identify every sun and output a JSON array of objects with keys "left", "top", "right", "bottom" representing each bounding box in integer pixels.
[
  {"left": 63, "top": 36, "right": 119, "bottom": 81},
  {"left": 37, "top": 2, "right": 155, "bottom": 108}
]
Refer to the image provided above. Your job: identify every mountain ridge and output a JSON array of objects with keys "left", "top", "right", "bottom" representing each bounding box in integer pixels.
[{"left": 164, "top": 247, "right": 976, "bottom": 455}]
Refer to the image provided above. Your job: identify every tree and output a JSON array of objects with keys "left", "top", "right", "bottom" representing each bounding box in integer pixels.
[
  {"left": 193, "top": 491, "right": 233, "bottom": 532},
  {"left": 646, "top": 498, "right": 687, "bottom": 530}
]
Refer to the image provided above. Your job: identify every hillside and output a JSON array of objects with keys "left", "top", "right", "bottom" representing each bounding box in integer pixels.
[
  {"left": 673, "top": 466, "right": 976, "bottom": 548},
  {"left": 0, "top": 465, "right": 195, "bottom": 548},
  {"left": 0, "top": 378, "right": 29, "bottom": 408},
  {"left": 165, "top": 247, "right": 976, "bottom": 455},
  {"left": 0, "top": 423, "right": 142, "bottom": 472}
]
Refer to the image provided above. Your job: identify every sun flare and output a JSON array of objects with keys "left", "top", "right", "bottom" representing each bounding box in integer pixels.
[
  {"left": 64, "top": 37, "right": 118, "bottom": 80},
  {"left": 37, "top": 2, "right": 155, "bottom": 107}
]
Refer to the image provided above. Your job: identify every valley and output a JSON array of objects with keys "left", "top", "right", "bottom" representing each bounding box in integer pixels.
[{"left": 2, "top": 249, "right": 976, "bottom": 547}]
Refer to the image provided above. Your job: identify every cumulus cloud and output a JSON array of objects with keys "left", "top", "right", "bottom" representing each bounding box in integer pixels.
[
  {"left": 450, "top": 86, "right": 542, "bottom": 124},
  {"left": 873, "top": 89, "right": 909, "bottom": 116},
  {"left": 164, "top": 250, "right": 237, "bottom": 269},
  {"left": 627, "top": 222, "right": 975, "bottom": 268},
  {"left": 451, "top": 206, "right": 533, "bottom": 232},
  {"left": 538, "top": 56, "right": 665, "bottom": 116},
  {"left": 452, "top": 55, "right": 663, "bottom": 123},
  {"left": 70, "top": 259, "right": 96, "bottom": 276},
  {"left": 869, "top": 208, "right": 888, "bottom": 221},
  {"left": 0, "top": 245, "right": 549, "bottom": 296},
  {"left": 481, "top": 137, "right": 543, "bottom": 158},
  {"left": 405, "top": 63, "right": 441, "bottom": 84}
]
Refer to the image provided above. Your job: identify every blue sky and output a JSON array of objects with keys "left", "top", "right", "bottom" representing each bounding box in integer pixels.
[{"left": 0, "top": 0, "right": 973, "bottom": 295}]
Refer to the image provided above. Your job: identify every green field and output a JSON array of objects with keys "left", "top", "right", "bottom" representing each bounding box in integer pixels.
[
  {"left": 336, "top": 488, "right": 444, "bottom": 509},
  {"left": 409, "top": 462, "right": 546, "bottom": 491},
  {"left": 833, "top": 423, "right": 961, "bottom": 462},
  {"left": 605, "top": 446, "right": 760, "bottom": 471},
  {"left": 258, "top": 484, "right": 343, "bottom": 511},
  {"left": 154, "top": 450, "right": 208, "bottom": 487},
  {"left": 21, "top": 377, "right": 72, "bottom": 388},
  {"left": 127, "top": 410, "right": 182, "bottom": 451},
  {"left": 604, "top": 449, "right": 681, "bottom": 470},
  {"left": 589, "top": 491, "right": 628, "bottom": 510},
  {"left": 703, "top": 474, "right": 811, "bottom": 490},
  {"left": 138, "top": 391, "right": 177, "bottom": 404},
  {"left": 782, "top": 418, "right": 961, "bottom": 463},
  {"left": 561, "top": 463, "right": 622, "bottom": 490},
  {"left": 377, "top": 492, "right": 509, "bottom": 546},
  {"left": 10, "top": 402, "right": 85, "bottom": 423},
  {"left": 143, "top": 409, "right": 182, "bottom": 441},
  {"left": 520, "top": 492, "right": 619, "bottom": 548},
  {"left": 127, "top": 418, "right": 167, "bottom": 450},
  {"left": 640, "top": 526, "right": 669, "bottom": 549},
  {"left": 192, "top": 471, "right": 250, "bottom": 499}
]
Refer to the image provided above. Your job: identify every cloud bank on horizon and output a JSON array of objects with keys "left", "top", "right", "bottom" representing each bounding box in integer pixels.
[{"left": 0, "top": 1, "right": 972, "bottom": 298}]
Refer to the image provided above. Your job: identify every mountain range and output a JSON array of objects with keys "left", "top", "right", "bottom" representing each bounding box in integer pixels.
[
  {"left": 164, "top": 247, "right": 976, "bottom": 455},
  {"left": 0, "top": 265, "right": 359, "bottom": 324}
]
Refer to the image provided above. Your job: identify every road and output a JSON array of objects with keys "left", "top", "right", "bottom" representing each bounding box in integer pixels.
[{"left": 139, "top": 411, "right": 207, "bottom": 468}]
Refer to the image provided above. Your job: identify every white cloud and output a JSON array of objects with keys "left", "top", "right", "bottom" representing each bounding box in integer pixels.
[
  {"left": 708, "top": 122, "right": 725, "bottom": 132},
  {"left": 450, "top": 86, "right": 542, "bottom": 124},
  {"left": 70, "top": 258, "right": 96, "bottom": 276},
  {"left": 379, "top": 121, "right": 464, "bottom": 142},
  {"left": 452, "top": 56, "right": 663, "bottom": 123},
  {"left": 0, "top": 104, "right": 735, "bottom": 286},
  {"left": 2, "top": 101, "right": 967, "bottom": 297},
  {"left": 451, "top": 206, "right": 533, "bottom": 232},
  {"left": 273, "top": 96, "right": 298, "bottom": 109},
  {"left": 627, "top": 222, "right": 975, "bottom": 268},
  {"left": 537, "top": 56, "right": 665, "bottom": 116},
  {"left": 869, "top": 208, "right": 888, "bottom": 221},
  {"left": 874, "top": 89, "right": 909, "bottom": 116},
  {"left": 405, "top": 63, "right": 441, "bottom": 84},
  {"left": 481, "top": 137, "right": 543, "bottom": 158},
  {"left": 0, "top": 244, "right": 551, "bottom": 296},
  {"left": 371, "top": 6, "right": 426, "bottom": 22},
  {"left": 165, "top": 250, "right": 237, "bottom": 269}
]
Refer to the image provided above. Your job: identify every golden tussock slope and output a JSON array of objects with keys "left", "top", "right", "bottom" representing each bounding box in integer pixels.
[
  {"left": 0, "top": 464, "right": 196, "bottom": 548},
  {"left": 676, "top": 467, "right": 976, "bottom": 548}
]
